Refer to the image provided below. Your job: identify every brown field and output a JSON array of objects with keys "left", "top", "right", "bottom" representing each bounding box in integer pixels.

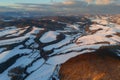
[{"left": 60, "top": 50, "right": 120, "bottom": 80}]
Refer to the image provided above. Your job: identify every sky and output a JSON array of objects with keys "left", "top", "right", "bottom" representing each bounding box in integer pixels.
[
  {"left": 0, "top": 0, "right": 63, "bottom": 4},
  {"left": 0, "top": 0, "right": 120, "bottom": 15}
]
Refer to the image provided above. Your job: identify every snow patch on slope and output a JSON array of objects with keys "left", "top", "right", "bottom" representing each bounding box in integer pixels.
[{"left": 40, "top": 31, "right": 59, "bottom": 43}]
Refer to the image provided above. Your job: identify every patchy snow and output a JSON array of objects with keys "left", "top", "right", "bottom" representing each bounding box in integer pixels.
[
  {"left": 76, "top": 35, "right": 115, "bottom": 45},
  {"left": 25, "top": 64, "right": 56, "bottom": 80},
  {"left": 76, "top": 23, "right": 120, "bottom": 46},
  {"left": 51, "top": 43, "right": 108, "bottom": 56},
  {"left": 52, "top": 44, "right": 77, "bottom": 55},
  {"left": 0, "top": 36, "right": 28, "bottom": 46},
  {"left": 67, "top": 24, "right": 80, "bottom": 30},
  {"left": 0, "top": 17, "right": 120, "bottom": 80},
  {"left": 0, "top": 48, "right": 6, "bottom": 53},
  {"left": 89, "top": 24, "right": 109, "bottom": 31},
  {"left": 0, "top": 26, "right": 30, "bottom": 38},
  {"left": 46, "top": 44, "right": 108, "bottom": 65},
  {"left": 111, "top": 35, "right": 120, "bottom": 42},
  {"left": 0, "top": 27, "right": 42, "bottom": 46},
  {"left": 47, "top": 50, "right": 95, "bottom": 65},
  {"left": 0, "top": 71, "right": 11, "bottom": 80},
  {"left": 26, "top": 27, "right": 43, "bottom": 36},
  {"left": 0, "top": 51, "right": 10, "bottom": 63},
  {"left": 27, "top": 59, "right": 45, "bottom": 73},
  {"left": 25, "top": 38, "right": 35, "bottom": 46},
  {"left": 6, "top": 27, "right": 29, "bottom": 37},
  {"left": 2, "top": 19, "right": 14, "bottom": 22},
  {"left": 116, "top": 49, "right": 120, "bottom": 56},
  {"left": 0, "top": 56, "right": 35, "bottom": 80},
  {"left": 92, "top": 19, "right": 109, "bottom": 25},
  {"left": 0, "top": 26, "right": 17, "bottom": 37},
  {"left": 43, "top": 36, "right": 72, "bottom": 51},
  {"left": 40, "top": 31, "right": 60, "bottom": 43},
  {"left": 9, "top": 55, "right": 35, "bottom": 68},
  {"left": 0, "top": 45, "right": 32, "bottom": 63}
]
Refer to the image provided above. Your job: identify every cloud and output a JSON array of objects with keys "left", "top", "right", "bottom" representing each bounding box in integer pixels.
[
  {"left": 62, "top": 1, "right": 75, "bottom": 5},
  {"left": 64, "top": 0, "right": 115, "bottom": 5},
  {"left": 96, "top": 0, "right": 111, "bottom": 5},
  {"left": 0, "top": 6, "right": 20, "bottom": 12},
  {"left": 85, "top": 0, "right": 112, "bottom": 5},
  {"left": 85, "top": 0, "right": 92, "bottom": 4},
  {"left": 0, "top": 0, "right": 120, "bottom": 15}
]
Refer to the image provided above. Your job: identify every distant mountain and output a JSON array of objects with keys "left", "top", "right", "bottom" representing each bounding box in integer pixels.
[{"left": 0, "top": 11, "right": 60, "bottom": 18}]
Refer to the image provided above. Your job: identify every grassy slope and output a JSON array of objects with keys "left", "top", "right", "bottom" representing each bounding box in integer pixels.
[{"left": 60, "top": 49, "right": 120, "bottom": 80}]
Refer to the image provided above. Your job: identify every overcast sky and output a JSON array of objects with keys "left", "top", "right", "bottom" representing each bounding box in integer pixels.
[{"left": 0, "top": 0, "right": 120, "bottom": 15}]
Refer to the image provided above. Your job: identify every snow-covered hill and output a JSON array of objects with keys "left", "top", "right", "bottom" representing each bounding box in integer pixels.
[{"left": 0, "top": 16, "right": 120, "bottom": 80}]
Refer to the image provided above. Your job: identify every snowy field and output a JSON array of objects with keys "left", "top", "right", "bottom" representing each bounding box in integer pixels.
[{"left": 0, "top": 16, "right": 120, "bottom": 80}]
